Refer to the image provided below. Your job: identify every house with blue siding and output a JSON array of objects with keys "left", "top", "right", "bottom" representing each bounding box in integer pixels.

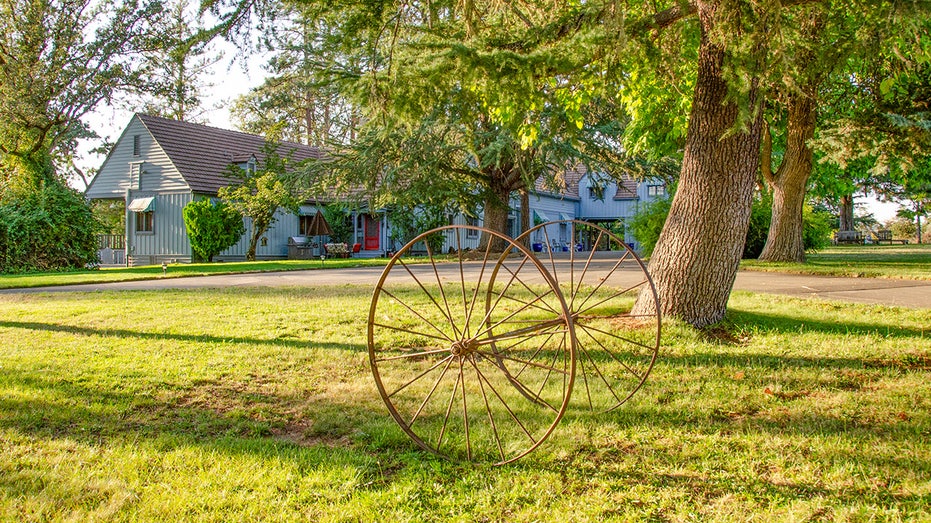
[{"left": 86, "top": 115, "right": 667, "bottom": 265}]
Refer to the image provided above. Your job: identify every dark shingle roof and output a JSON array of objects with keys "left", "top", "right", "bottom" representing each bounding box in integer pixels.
[{"left": 137, "top": 114, "right": 325, "bottom": 194}]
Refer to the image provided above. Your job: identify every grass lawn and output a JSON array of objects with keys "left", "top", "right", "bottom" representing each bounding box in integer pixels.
[
  {"left": 0, "top": 258, "right": 390, "bottom": 290},
  {"left": 741, "top": 243, "right": 931, "bottom": 280},
  {"left": 0, "top": 286, "right": 928, "bottom": 521}
]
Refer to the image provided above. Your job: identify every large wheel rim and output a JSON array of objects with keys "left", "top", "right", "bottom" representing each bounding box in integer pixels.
[
  {"left": 516, "top": 220, "right": 660, "bottom": 413},
  {"left": 368, "top": 225, "right": 576, "bottom": 464}
]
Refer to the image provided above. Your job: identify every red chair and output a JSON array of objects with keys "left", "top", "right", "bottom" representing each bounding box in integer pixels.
[{"left": 352, "top": 243, "right": 362, "bottom": 256}]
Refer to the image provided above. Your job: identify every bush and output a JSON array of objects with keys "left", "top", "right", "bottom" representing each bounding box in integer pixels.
[
  {"left": 183, "top": 199, "right": 246, "bottom": 262},
  {"left": 322, "top": 204, "right": 354, "bottom": 245},
  {"left": 0, "top": 180, "right": 102, "bottom": 273},
  {"left": 630, "top": 193, "right": 833, "bottom": 259},
  {"left": 629, "top": 196, "right": 671, "bottom": 257}
]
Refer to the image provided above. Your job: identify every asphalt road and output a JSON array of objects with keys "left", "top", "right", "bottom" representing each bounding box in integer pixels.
[{"left": 4, "top": 260, "right": 930, "bottom": 309}]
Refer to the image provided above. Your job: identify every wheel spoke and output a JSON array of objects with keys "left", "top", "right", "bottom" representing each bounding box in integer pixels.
[
  {"left": 425, "top": 241, "right": 463, "bottom": 340},
  {"left": 387, "top": 354, "right": 456, "bottom": 398},
  {"left": 380, "top": 288, "right": 455, "bottom": 343},
  {"left": 436, "top": 362, "right": 462, "bottom": 451},
  {"left": 476, "top": 350, "right": 570, "bottom": 377},
  {"left": 409, "top": 356, "right": 456, "bottom": 426},
  {"left": 376, "top": 347, "right": 450, "bottom": 363},
  {"left": 396, "top": 257, "right": 459, "bottom": 337},
  {"left": 471, "top": 355, "right": 538, "bottom": 444},
  {"left": 472, "top": 287, "right": 559, "bottom": 342},
  {"left": 570, "top": 249, "right": 632, "bottom": 313},
  {"left": 470, "top": 356, "right": 505, "bottom": 461},
  {"left": 372, "top": 322, "right": 451, "bottom": 344},
  {"left": 578, "top": 321, "right": 657, "bottom": 356},
  {"left": 497, "top": 260, "right": 562, "bottom": 316},
  {"left": 569, "top": 229, "right": 603, "bottom": 311}
]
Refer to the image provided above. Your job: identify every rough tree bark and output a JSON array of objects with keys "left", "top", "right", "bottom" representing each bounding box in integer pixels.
[
  {"left": 758, "top": 93, "right": 817, "bottom": 262},
  {"left": 631, "top": 2, "right": 764, "bottom": 328},
  {"left": 838, "top": 195, "right": 855, "bottom": 231}
]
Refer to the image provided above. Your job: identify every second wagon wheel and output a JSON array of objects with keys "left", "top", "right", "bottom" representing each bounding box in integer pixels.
[
  {"left": 368, "top": 225, "right": 576, "bottom": 465},
  {"left": 515, "top": 220, "right": 660, "bottom": 413}
]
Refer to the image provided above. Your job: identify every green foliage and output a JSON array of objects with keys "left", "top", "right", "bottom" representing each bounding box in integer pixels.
[
  {"left": 802, "top": 205, "right": 835, "bottom": 252},
  {"left": 321, "top": 204, "right": 354, "bottom": 245},
  {"left": 388, "top": 206, "right": 449, "bottom": 254},
  {"left": 0, "top": 0, "right": 164, "bottom": 189},
  {"left": 632, "top": 193, "right": 833, "bottom": 259},
  {"left": 743, "top": 195, "right": 774, "bottom": 259},
  {"left": 886, "top": 216, "right": 917, "bottom": 239},
  {"left": 219, "top": 144, "right": 301, "bottom": 260},
  {"left": 90, "top": 199, "right": 125, "bottom": 235},
  {"left": 0, "top": 180, "right": 101, "bottom": 273},
  {"left": 182, "top": 198, "right": 245, "bottom": 262},
  {"left": 629, "top": 196, "right": 671, "bottom": 257}
]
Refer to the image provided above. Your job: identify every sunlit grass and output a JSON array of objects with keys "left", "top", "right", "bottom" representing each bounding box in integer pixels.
[
  {"left": 0, "top": 258, "right": 391, "bottom": 290},
  {"left": 741, "top": 243, "right": 931, "bottom": 280},
  {"left": 0, "top": 287, "right": 928, "bottom": 520}
]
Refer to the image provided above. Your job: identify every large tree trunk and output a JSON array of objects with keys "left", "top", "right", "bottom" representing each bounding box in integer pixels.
[
  {"left": 631, "top": 4, "right": 764, "bottom": 328},
  {"left": 838, "top": 194, "right": 855, "bottom": 231},
  {"left": 478, "top": 184, "right": 512, "bottom": 252},
  {"left": 759, "top": 94, "right": 817, "bottom": 262}
]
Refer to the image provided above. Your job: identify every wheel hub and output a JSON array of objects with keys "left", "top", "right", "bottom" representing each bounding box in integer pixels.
[{"left": 450, "top": 339, "right": 478, "bottom": 357}]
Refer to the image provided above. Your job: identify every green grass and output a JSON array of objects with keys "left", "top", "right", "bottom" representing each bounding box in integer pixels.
[
  {"left": 0, "top": 258, "right": 390, "bottom": 290},
  {"left": 0, "top": 286, "right": 928, "bottom": 521},
  {"left": 741, "top": 243, "right": 931, "bottom": 280}
]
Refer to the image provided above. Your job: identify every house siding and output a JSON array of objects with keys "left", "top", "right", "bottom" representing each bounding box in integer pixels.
[
  {"left": 86, "top": 116, "right": 189, "bottom": 198},
  {"left": 126, "top": 191, "right": 194, "bottom": 265}
]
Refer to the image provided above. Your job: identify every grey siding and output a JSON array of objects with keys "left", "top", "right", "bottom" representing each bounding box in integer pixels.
[
  {"left": 86, "top": 116, "right": 189, "bottom": 198},
  {"left": 217, "top": 208, "right": 301, "bottom": 261},
  {"left": 126, "top": 191, "right": 194, "bottom": 265}
]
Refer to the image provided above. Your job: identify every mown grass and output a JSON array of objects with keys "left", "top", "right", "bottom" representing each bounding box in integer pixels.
[
  {"left": 741, "top": 243, "right": 931, "bottom": 280},
  {"left": 0, "top": 258, "right": 390, "bottom": 290},
  {"left": 0, "top": 287, "right": 929, "bottom": 521}
]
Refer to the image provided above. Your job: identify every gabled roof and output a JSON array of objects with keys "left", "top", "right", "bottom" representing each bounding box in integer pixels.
[{"left": 136, "top": 114, "right": 325, "bottom": 194}]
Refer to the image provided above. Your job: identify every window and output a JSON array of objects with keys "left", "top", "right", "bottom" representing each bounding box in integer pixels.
[
  {"left": 299, "top": 215, "right": 313, "bottom": 236},
  {"left": 132, "top": 135, "right": 141, "bottom": 156},
  {"left": 466, "top": 216, "right": 479, "bottom": 238},
  {"left": 647, "top": 185, "right": 666, "bottom": 197},
  {"left": 588, "top": 185, "right": 605, "bottom": 200},
  {"left": 135, "top": 211, "right": 154, "bottom": 233}
]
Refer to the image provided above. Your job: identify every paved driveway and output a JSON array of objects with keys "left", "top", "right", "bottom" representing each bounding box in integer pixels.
[{"left": 4, "top": 262, "right": 930, "bottom": 309}]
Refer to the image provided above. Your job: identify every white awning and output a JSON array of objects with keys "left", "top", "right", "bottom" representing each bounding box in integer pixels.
[
  {"left": 532, "top": 209, "right": 549, "bottom": 224},
  {"left": 559, "top": 212, "right": 572, "bottom": 222},
  {"left": 127, "top": 197, "right": 155, "bottom": 212}
]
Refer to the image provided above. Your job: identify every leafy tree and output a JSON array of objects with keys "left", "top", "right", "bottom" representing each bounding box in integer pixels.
[
  {"left": 0, "top": 179, "right": 101, "bottom": 273},
  {"left": 207, "top": 0, "right": 928, "bottom": 327},
  {"left": 0, "top": 0, "right": 163, "bottom": 190},
  {"left": 321, "top": 204, "right": 353, "bottom": 245},
  {"left": 629, "top": 196, "right": 672, "bottom": 258},
  {"left": 182, "top": 198, "right": 245, "bottom": 261},
  {"left": 231, "top": 3, "right": 357, "bottom": 145},
  {"left": 218, "top": 144, "right": 300, "bottom": 260},
  {"left": 388, "top": 205, "right": 449, "bottom": 254},
  {"left": 136, "top": 0, "right": 220, "bottom": 122}
]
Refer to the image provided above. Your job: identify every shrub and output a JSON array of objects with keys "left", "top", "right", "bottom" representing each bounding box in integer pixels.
[
  {"left": 0, "top": 180, "right": 101, "bottom": 273},
  {"left": 183, "top": 199, "right": 246, "bottom": 262},
  {"left": 629, "top": 196, "right": 671, "bottom": 257},
  {"left": 630, "top": 193, "right": 833, "bottom": 259}
]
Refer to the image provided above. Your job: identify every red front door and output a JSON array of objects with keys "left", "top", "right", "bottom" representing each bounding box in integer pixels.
[{"left": 364, "top": 214, "right": 380, "bottom": 250}]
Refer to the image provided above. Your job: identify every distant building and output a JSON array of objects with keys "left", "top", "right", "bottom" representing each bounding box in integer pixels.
[{"left": 86, "top": 115, "right": 667, "bottom": 265}]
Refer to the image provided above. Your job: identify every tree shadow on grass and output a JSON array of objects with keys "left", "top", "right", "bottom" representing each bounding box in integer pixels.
[
  {"left": 0, "top": 320, "right": 368, "bottom": 352},
  {"left": 725, "top": 308, "right": 930, "bottom": 339}
]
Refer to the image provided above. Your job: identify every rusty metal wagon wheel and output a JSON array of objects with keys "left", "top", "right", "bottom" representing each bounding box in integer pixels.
[
  {"left": 368, "top": 225, "right": 576, "bottom": 464},
  {"left": 515, "top": 220, "right": 660, "bottom": 413}
]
